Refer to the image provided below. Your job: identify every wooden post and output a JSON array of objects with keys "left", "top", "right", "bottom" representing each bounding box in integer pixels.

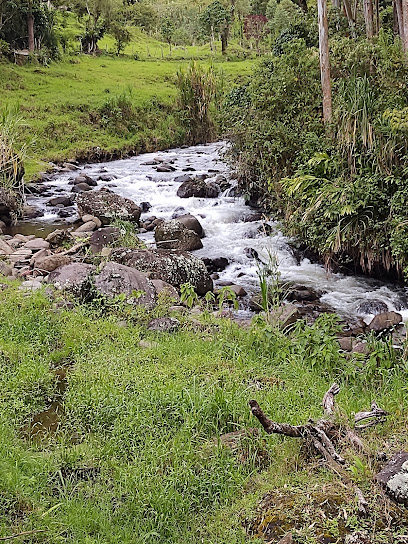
[{"left": 317, "top": 0, "right": 332, "bottom": 123}]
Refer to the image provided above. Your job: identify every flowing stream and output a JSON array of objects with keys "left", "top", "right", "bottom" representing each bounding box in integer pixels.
[{"left": 25, "top": 141, "right": 408, "bottom": 321}]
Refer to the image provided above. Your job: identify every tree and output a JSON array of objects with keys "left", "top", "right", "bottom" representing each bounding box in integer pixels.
[
  {"left": 317, "top": 0, "right": 332, "bottom": 122},
  {"left": 73, "top": 0, "right": 120, "bottom": 53},
  {"left": 160, "top": 16, "right": 175, "bottom": 52},
  {"left": 110, "top": 21, "right": 131, "bottom": 54},
  {"left": 243, "top": 14, "right": 268, "bottom": 52},
  {"left": 200, "top": 0, "right": 231, "bottom": 53}
]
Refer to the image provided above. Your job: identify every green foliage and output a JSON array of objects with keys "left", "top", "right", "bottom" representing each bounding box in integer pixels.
[
  {"left": 176, "top": 61, "right": 222, "bottom": 144},
  {"left": 109, "top": 22, "right": 132, "bottom": 55},
  {"left": 217, "top": 285, "right": 239, "bottom": 311},
  {"left": 180, "top": 281, "right": 199, "bottom": 308}
]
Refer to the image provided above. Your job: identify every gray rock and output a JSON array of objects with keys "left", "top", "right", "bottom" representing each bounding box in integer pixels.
[
  {"left": 74, "top": 174, "right": 97, "bottom": 187},
  {"left": 45, "top": 229, "right": 72, "bottom": 248},
  {"left": 0, "top": 239, "right": 14, "bottom": 255},
  {"left": 89, "top": 227, "right": 120, "bottom": 254},
  {"left": 151, "top": 279, "right": 180, "bottom": 301},
  {"left": 35, "top": 254, "right": 72, "bottom": 273},
  {"left": 352, "top": 341, "right": 370, "bottom": 355},
  {"left": 0, "top": 261, "right": 13, "bottom": 276},
  {"left": 74, "top": 221, "right": 97, "bottom": 233},
  {"left": 338, "top": 337, "right": 354, "bottom": 352},
  {"left": 176, "top": 214, "right": 204, "bottom": 237},
  {"left": 229, "top": 284, "right": 247, "bottom": 297},
  {"left": 147, "top": 317, "right": 180, "bottom": 332},
  {"left": 357, "top": 300, "right": 389, "bottom": 315},
  {"left": 110, "top": 248, "right": 213, "bottom": 295},
  {"left": 177, "top": 178, "right": 218, "bottom": 198},
  {"left": 71, "top": 183, "right": 92, "bottom": 193},
  {"left": 47, "top": 263, "right": 95, "bottom": 298},
  {"left": 23, "top": 238, "right": 50, "bottom": 251},
  {"left": 368, "top": 311, "right": 403, "bottom": 332},
  {"left": 94, "top": 261, "right": 156, "bottom": 308},
  {"left": 205, "top": 182, "right": 220, "bottom": 198},
  {"left": 77, "top": 188, "right": 141, "bottom": 226},
  {"left": 376, "top": 451, "right": 408, "bottom": 505},
  {"left": 264, "top": 303, "right": 301, "bottom": 329},
  {"left": 82, "top": 214, "right": 102, "bottom": 228},
  {"left": 47, "top": 196, "right": 73, "bottom": 207},
  {"left": 174, "top": 174, "right": 193, "bottom": 183},
  {"left": 154, "top": 220, "right": 203, "bottom": 251}
]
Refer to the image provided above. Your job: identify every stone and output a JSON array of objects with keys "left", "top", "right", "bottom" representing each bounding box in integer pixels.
[
  {"left": 139, "top": 202, "right": 151, "bottom": 213},
  {"left": 177, "top": 178, "right": 208, "bottom": 198},
  {"left": 205, "top": 182, "right": 220, "bottom": 198},
  {"left": 30, "top": 248, "right": 49, "bottom": 266},
  {"left": 0, "top": 239, "right": 14, "bottom": 255},
  {"left": 62, "top": 162, "right": 79, "bottom": 171},
  {"left": 110, "top": 248, "right": 213, "bottom": 295},
  {"left": 74, "top": 221, "right": 97, "bottom": 233},
  {"left": 19, "top": 280, "right": 43, "bottom": 291},
  {"left": 35, "top": 254, "right": 72, "bottom": 273},
  {"left": 139, "top": 339, "right": 159, "bottom": 349},
  {"left": 81, "top": 215, "right": 102, "bottom": 228},
  {"left": 176, "top": 214, "right": 204, "bottom": 237},
  {"left": 174, "top": 174, "right": 193, "bottom": 183},
  {"left": 77, "top": 188, "right": 141, "bottom": 226},
  {"left": 71, "top": 182, "right": 92, "bottom": 193},
  {"left": 156, "top": 164, "right": 175, "bottom": 172},
  {"left": 376, "top": 451, "right": 408, "bottom": 505},
  {"left": 47, "top": 196, "right": 73, "bottom": 207},
  {"left": 23, "top": 205, "right": 43, "bottom": 219},
  {"left": 229, "top": 284, "right": 247, "bottom": 297},
  {"left": 368, "top": 311, "right": 403, "bottom": 332},
  {"left": 356, "top": 299, "right": 389, "bottom": 315},
  {"left": 23, "top": 238, "right": 50, "bottom": 250},
  {"left": 154, "top": 220, "right": 203, "bottom": 251},
  {"left": 94, "top": 262, "right": 156, "bottom": 308},
  {"left": 147, "top": 317, "right": 180, "bottom": 332},
  {"left": 338, "top": 337, "right": 354, "bottom": 351},
  {"left": 202, "top": 257, "right": 229, "bottom": 273},
  {"left": 287, "top": 285, "right": 320, "bottom": 302},
  {"left": 74, "top": 174, "right": 97, "bottom": 187},
  {"left": 151, "top": 279, "right": 180, "bottom": 302},
  {"left": 352, "top": 341, "right": 370, "bottom": 355},
  {"left": 0, "top": 261, "right": 13, "bottom": 276},
  {"left": 89, "top": 227, "right": 120, "bottom": 254},
  {"left": 47, "top": 263, "right": 96, "bottom": 298},
  {"left": 265, "top": 303, "right": 301, "bottom": 329},
  {"left": 98, "top": 174, "right": 115, "bottom": 182},
  {"left": 45, "top": 229, "right": 72, "bottom": 248}
]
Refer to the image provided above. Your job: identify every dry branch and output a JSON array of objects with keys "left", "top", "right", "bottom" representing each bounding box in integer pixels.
[{"left": 355, "top": 401, "right": 389, "bottom": 429}]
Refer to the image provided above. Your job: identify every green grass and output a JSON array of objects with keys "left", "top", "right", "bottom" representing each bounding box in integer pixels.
[
  {"left": 0, "top": 283, "right": 407, "bottom": 542},
  {"left": 0, "top": 32, "right": 253, "bottom": 180}
]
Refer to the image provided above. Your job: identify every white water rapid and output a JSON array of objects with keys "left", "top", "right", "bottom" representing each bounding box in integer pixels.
[{"left": 27, "top": 141, "right": 408, "bottom": 321}]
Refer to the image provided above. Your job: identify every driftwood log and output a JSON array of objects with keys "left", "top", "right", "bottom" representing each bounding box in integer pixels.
[{"left": 249, "top": 384, "right": 389, "bottom": 515}]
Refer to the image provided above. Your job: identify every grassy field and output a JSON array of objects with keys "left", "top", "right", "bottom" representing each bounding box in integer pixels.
[
  {"left": 0, "top": 42, "right": 253, "bottom": 179},
  {"left": 0, "top": 283, "right": 407, "bottom": 543}
]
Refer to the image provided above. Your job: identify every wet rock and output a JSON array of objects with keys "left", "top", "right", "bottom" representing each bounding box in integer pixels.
[
  {"left": 287, "top": 285, "right": 320, "bottom": 302},
  {"left": 23, "top": 205, "right": 43, "bottom": 219},
  {"left": 177, "top": 178, "right": 219, "bottom": 199},
  {"left": 89, "top": 227, "right": 120, "bottom": 254},
  {"left": 58, "top": 208, "right": 75, "bottom": 218},
  {"left": 62, "top": 162, "right": 79, "bottom": 171},
  {"left": 74, "top": 174, "right": 97, "bottom": 187},
  {"left": 244, "top": 247, "right": 260, "bottom": 260},
  {"left": 71, "top": 182, "right": 92, "bottom": 193},
  {"left": 110, "top": 248, "right": 213, "bottom": 295},
  {"left": 47, "top": 196, "right": 73, "bottom": 207},
  {"left": 23, "top": 238, "right": 50, "bottom": 251},
  {"left": 338, "top": 337, "right": 355, "bottom": 351},
  {"left": 376, "top": 451, "right": 408, "bottom": 505},
  {"left": 174, "top": 174, "right": 193, "bottom": 184},
  {"left": 139, "top": 202, "right": 151, "bottom": 213},
  {"left": 77, "top": 188, "right": 141, "bottom": 226},
  {"left": 205, "top": 182, "right": 220, "bottom": 198},
  {"left": 368, "top": 311, "right": 403, "bottom": 332},
  {"left": 151, "top": 279, "right": 180, "bottom": 301},
  {"left": 47, "top": 263, "right": 95, "bottom": 298},
  {"left": 26, "top": 183, "right": 48, "bottom": 195},
  {"left": 357, "top": 300, "right": 389, "bottom": 315},
  {"left": 249, "top": 294, "right": 263, "bottom": 312},
  {"left": 154, "top": 220, "right": 203, "bottom": 251},
  {"left": 94, "top": 262, "right": 156, "bottom": 308},
  {"left": 35, "top": 254, "right": 72, "bottom": 273},
  {"left": 176, "top": 214, "right": 204, "bottom": 237},
  {"left": 98, "top": 173, "right": 116, "bottom": 182},
  {"left": 147, "top": 317, "right": 180, "bottom": 332},
  {"left": 229, "top": 284, "right": 247, "bottom": 297},
  {"left": 81, "top": 214, "right": 102, "bottom": 228},
  {"left": 202, "top": 257, "right": 229, "bottom": 273},
  {"left": 156, "top": 164, "right": 175, "bottom": 173}
]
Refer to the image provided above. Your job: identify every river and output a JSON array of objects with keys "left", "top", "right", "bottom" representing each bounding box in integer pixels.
[{"left": 25, "top": 141, "right": 408, "bottom": 321}]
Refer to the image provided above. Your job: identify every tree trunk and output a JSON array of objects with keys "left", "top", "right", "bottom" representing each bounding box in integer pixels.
[
  {"left": 364, "top": 0, "right": 375, "bottom": 38},
  {"left": 27, "top": 0, "right": 35, "bottom": 52},
  {"left": 401, "top": 0, "right": 408, "bottom": 51},
  {"left": 317, "top": 0, "right": 332, "bottom": 123},
  {"left": 343, "top": 0, "right": 357, "bottom": 38},
  {"left": 221, "top": 29, "right": 228, "bottom": 54}
]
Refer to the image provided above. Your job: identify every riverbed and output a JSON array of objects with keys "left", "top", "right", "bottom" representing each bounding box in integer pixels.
[{"left": 25, "top": 141, "right": 408, "bottom": 321}]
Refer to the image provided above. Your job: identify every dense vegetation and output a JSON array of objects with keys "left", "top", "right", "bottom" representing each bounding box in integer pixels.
[{"left": 0, "top": 283, "right": 407, "bottom": 543}]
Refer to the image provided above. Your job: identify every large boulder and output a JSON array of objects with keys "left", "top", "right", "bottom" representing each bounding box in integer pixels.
[
  {"left": 35, "top": 254, "right": 71, "bottom": 273},
  {"left": 110, "top": 248, "right": 213, "bottom": 295},
  {"left": 357, "top": 299, "right": 389, "bottom": 315},
  {"left": 154, "top": 220, "right": 203, "bottom": 251},
  {"left": 94, "top": 261, "right": 156, "bottom": 308},
  {"left": 368, "top": 311, "right": 402, "bottom": 332},
  {"left": 177, "top": 178, "right": 219, "bottom": 199},
  {"left": 176, "top": 214, "right": 204, "bottom": 237},
  {"left": 47, "top": 263, "right": 95, "bottom": 298},
  {"left": 89, "top": 227, "right": 120, "bottom": 254},
  {"left": 76, "top": 188, "right": 141, "bottom": 226}
]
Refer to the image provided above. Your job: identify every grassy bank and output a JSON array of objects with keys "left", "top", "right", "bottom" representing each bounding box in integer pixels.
[
  {"left": 0, "top": 53, "right": 252, "bottom": 179},
  {"left": 0, "top": 283, "right": 407, "bottom": 542}
]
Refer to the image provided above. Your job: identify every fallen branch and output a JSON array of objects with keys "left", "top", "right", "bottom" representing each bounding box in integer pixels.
[{"left": 355, "top": 402, "right": 389, "bottom": 430}]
